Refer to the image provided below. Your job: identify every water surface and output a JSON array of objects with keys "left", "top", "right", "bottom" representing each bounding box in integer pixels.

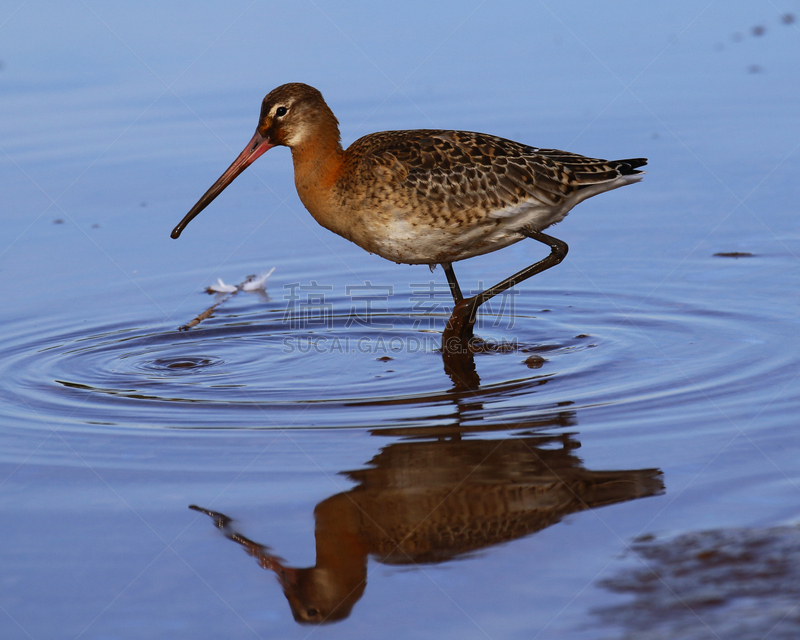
[{"left": 1, "top": 2, "right": 799, "bottom": 638}]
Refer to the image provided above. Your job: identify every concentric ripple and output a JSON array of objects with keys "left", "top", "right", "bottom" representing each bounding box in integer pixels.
[{"left": 0, "top": 288, "right": 790, "bottom": 433}]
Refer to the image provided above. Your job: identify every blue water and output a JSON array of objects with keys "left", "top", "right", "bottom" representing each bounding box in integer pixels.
[{"left": 1, "top": 2, "right": 799, "bottom": 638}]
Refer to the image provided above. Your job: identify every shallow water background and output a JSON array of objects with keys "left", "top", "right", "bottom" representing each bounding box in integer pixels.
[{"left": 1, "top": 1, "right": 799, "bottom": 638}]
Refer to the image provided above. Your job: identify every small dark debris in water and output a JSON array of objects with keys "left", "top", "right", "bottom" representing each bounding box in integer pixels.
[
  {"left": 575, "top": 334, "right": 590, "bottom": 339},
  {"left": 376, "top": 356, "right": 393, "bottom": 362},
  {"left": 747, "top": 64, "right": 764, "bottom": 74},
  {"left": 714, "top": 252, "right": 754, "bottom": 258},
  {"left": 151, "top": 356, "right": 216, "bottom": 370},
  {"left": 540, "top": 309, "right": 551, "bottom": 313},
  {"left": 524, "top": 355, "right": 546, "bottom": 369},
  {"left": 91, "top": 223, "right": 100, "bottom": 229},
  {"left": 168, "top": 361, "right": 197, "bottom": 369},
  {"left": 751, "top": 25, "right": 766, "bottom": 36},
  {"left": 782, "top": 13, "right": 796, "bottom": 25},
  {"left": 53, "top": 218, "right": 64, "bottom": 224}
]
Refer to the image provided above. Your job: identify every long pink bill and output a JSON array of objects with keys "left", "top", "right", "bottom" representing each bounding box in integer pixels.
[{"left": 171, "top": 131, "right": 274, "bottom": 239}]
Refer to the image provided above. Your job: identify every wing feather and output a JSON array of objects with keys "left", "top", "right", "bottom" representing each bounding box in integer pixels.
[{"left": 346, "top": 130, "right": 646, "bottom": 223}]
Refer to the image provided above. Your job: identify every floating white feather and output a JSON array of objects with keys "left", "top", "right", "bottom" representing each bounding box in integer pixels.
[
  {"left": 242, "top": 268, "right": 276, "bottom": 291},
  {"left": 207, "top": 278, "right": 237, "bottom": 293}
]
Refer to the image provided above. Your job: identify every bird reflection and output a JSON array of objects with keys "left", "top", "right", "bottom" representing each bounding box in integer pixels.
[
  {"left": 191, "top": 426, "right": 663, "bottom": 625},
  {"left": 440, "top": 333, "right": 551, "bottom": 391},
  {"left": 441, "top": 338, "right": 482, "bottom": 390}
]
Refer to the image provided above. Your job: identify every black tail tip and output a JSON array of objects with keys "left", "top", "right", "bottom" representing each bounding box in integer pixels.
[{"left": 617, "top": 158, "right": 648, "bottom": 174}]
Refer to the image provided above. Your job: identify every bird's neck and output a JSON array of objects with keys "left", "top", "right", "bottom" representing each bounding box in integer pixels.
[{"left": 290, "top": 112, "right": 345, "bottom": 226}]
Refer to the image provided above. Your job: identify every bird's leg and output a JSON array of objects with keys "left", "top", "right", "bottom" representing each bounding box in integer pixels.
[
  {"left": 441, "top": 262, "right": 463, "bottom": 303},
  {"left": 470, "top": 230, "right": 568, "bottom": 313},
  {"left": 443, "top": 231, "right": 568, "bottom": 347}
]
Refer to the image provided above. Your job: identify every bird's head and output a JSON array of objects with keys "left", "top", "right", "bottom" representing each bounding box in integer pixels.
[{"left": 170, "top": 82, "right": 337, "bottom": 239}]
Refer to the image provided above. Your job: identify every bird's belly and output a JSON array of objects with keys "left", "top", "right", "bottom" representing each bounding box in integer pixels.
[
  {"left": 351, "top": 198, "right": 571, "bottom": 265},
  {"left": 363, "top": 217, "right": 526, "bottom": 265}
]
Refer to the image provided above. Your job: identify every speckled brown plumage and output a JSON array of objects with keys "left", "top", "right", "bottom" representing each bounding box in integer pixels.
[
  {"left": 343, "top": 129, "right": 645, "bottom": 212},
  {"left": 335, "top": 128, "right": 645, "bottom": 262}
]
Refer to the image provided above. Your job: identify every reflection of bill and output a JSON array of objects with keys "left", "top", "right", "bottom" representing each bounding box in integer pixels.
[{"left": 191, "top": 433, "right": 663, "bottom": 625}]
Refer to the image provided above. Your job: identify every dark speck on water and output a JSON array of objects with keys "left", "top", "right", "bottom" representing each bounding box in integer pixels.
[
  {"left": 714, "top": 251, "right": 755, "bottom": 258},
  {"left": 169, "top": 360, "right": 198, "bottom": 369},
  {"left": 524, "top": 355, "right": 547, "bottom": 369}
]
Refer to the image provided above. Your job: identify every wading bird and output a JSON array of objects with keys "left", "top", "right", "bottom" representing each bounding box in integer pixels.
[{"left": 172, "top": 83, "right": 645, "bottom": 343}]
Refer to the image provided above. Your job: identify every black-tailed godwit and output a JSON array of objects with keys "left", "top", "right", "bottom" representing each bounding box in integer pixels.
[{"left": 172, "top": 83, "right": 646, "bottom": 341}]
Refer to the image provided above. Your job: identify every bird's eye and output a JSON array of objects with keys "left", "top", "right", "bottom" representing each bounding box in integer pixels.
[{"left": 275, "top": 106, "right": 288, "bottom": 117}]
